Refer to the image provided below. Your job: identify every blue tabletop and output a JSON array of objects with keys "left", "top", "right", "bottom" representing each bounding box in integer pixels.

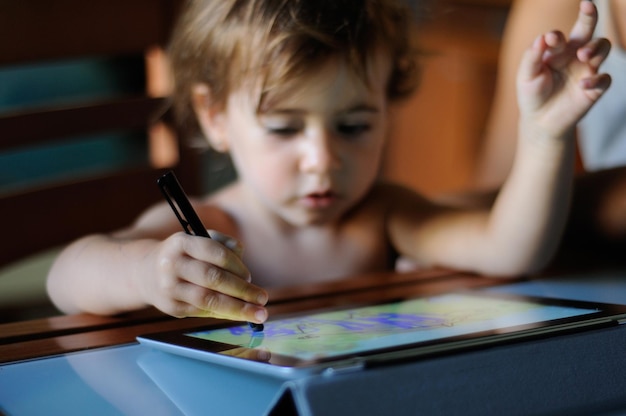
[
  {"left": 486, "top": 270, "right": 626, "bottom": 304},
  {"left": 0, "top": 343, "right": 285, "bottom": 416}
]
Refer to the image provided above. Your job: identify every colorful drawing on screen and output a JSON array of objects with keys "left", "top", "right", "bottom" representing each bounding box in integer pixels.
[{"left": 186, "top": 294, "right": 564, "bottom": 360}]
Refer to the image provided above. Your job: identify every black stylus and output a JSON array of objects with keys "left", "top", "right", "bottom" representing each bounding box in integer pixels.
[{"left": 157, "top": 171, "right": 264, "bottom": 332}]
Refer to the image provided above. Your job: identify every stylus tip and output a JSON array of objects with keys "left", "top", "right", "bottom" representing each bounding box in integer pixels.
[{"left": 248, "top": 322, "right": 264, "bottom": 332}]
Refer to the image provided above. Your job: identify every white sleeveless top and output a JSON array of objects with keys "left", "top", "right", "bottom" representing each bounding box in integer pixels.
[{"left": 578, "top": 0, "right": 626, "bottom": 170}]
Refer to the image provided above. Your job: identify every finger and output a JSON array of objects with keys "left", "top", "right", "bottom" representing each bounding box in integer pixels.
[
  {"left": 540, "top": 30, "right": 570, "bottom": 69},
  {"left": 208, "top": 229, "right": 245, "bottom": 258},
  {"left": 580, "top": 73, "right": 612, "bottom": 98},
  {"left": 577, "top": 38, "right": 612, "bottom": 69},
  {"left": 543, "top": 31, "right": 567, "bottom": 55},
  {"left": 569, "top": 0, "right": 597, "bottom": 45},
  {"left": 179, "top": 233, "right": 251, "bottom": 280},
  {"left": 176, "top": 257, "right": 268, "bottom": 305},
  {"left": 518, "top": 35, "right": 548, "bottom": 81},
  {"left": 170, "top": 282, "right": 268, "bottom": 322}
]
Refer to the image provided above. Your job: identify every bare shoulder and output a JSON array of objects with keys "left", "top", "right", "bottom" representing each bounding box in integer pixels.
[
  {"left": 114, "top": 185, "right": 240, "bottom": 240},
  {"left": 109, "top": 200, "right": 179, "bottom": 239},
  {"left": 198, "top": 183, "right": 243, "bottom": 238}
]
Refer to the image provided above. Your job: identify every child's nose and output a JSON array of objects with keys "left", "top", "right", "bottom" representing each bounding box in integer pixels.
[{"left": 299, "top": 133, "right": 340, "bottom": 173}]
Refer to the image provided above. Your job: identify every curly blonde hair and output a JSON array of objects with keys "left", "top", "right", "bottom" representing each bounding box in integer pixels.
[{"left": 169, "top": 0, "right": 421, "bottom": 134}]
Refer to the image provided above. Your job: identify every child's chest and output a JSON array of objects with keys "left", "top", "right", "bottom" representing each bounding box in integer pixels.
[{"left": 242, "top": 223, "right": 393, "bottom": 287}]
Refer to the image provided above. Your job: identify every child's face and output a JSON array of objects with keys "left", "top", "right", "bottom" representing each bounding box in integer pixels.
[{"left": 204, "top": 55, "right": 391, "bottom": 226}]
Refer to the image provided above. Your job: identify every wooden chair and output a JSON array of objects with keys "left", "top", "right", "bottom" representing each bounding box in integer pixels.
[{"left": 0, "top": 0, "right": 202, "bottom": 321}]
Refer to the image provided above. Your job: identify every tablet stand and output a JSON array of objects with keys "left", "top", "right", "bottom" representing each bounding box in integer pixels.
[{"left": 266, "top": 324, "right": 626, "bottom": 415}]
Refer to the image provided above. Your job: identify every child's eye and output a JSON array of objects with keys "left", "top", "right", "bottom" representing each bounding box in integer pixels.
[
  {"left": 267, "top": 126, "right": 300, "bottom": 136},
  {"left": 336, "top": 123, "right": 371, "bottom": 137},
  {"left": 261, "top": 116, "right": 303, "bottom": 137}
]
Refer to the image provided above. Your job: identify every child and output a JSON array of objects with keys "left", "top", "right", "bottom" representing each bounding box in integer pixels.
[{"left": 47, "top": 0, "right": 611, "bottom": 325}]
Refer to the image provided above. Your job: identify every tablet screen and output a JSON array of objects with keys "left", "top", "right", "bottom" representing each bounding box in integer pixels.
[{"left": 184, "top": 293, "right": 597, "bottom": 361}]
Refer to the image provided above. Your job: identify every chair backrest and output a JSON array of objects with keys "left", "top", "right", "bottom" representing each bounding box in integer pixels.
[{"left": 0, "top": 0, "right": 202, "bottom": 269}]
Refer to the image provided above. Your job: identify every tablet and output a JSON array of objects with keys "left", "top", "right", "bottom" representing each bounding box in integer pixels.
[{"left": 137, "top": 291, "right": 626, "bottom": 379}]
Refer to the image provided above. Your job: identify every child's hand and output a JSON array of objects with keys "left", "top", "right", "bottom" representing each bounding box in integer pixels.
[
  {"left": 516, "top": 1, "right": 611, "bottom": 138},
  {"left": 143, "top": 230, "right": 268, "bottom": 322}
]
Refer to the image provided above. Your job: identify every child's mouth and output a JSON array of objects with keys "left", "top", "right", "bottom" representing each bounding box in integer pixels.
[{"left": 302, "top": 190, "right": 337, "bottom": 208}]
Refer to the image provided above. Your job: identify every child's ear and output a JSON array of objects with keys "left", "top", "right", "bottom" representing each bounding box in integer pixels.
[{"left": 191, "top": 83, "right": 229, "bottom": 152}]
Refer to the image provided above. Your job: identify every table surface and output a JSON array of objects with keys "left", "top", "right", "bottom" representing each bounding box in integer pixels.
[{"left": 2, "top": 267, "right": 626, "bottom": 415}]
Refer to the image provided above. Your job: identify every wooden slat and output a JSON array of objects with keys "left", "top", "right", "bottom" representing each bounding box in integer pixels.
[
  {"left": 0, "top": 318, "right": 206, "bottom": 364},
  {"left": 451, "top": 0, "right": 512, "bottom": 7},
  {"left": 0, "top": 97, "right": 167, "bottom": 151},
  {"left": 0, "top": 310, "right": 166, "bottom": 346},
  {"left": 0, "top": 0, "right": 182, "bottom": 65},
  {"left": 0, "top": 166, "right": 169, "bottom": 267}
]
